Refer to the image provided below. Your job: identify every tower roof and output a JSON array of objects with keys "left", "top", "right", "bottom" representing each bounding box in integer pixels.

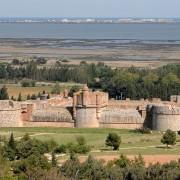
[{"left": 82, "top": 84, "right": 89, "bottom": 91}]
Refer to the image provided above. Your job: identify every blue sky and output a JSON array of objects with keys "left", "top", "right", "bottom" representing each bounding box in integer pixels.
[{"left": 0, "top": 0, "right": 180, "bottom": 18}]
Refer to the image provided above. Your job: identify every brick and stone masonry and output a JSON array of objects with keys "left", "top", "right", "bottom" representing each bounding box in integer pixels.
[{"left": 0, "top": 85, "right": 179, "bottom": 131}]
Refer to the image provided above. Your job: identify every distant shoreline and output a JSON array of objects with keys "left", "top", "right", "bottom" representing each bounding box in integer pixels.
[
  {"left": 0, "top": 37, "right": 179, "bottom": 69},
  {"left": 0, "top": 17, "right": 179, "bottom": 24},
  {"left": 0, "top": 38, "right": 180, "bottom": 45}
]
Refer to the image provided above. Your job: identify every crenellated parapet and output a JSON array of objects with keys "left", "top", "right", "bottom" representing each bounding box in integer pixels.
[{"left": 73, "top": 84, "right": 108, "bottom": 108}]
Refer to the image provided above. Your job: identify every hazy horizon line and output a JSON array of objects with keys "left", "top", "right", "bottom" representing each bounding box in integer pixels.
[{"left": 0, "top": 16, "right": 180, "bottom": 19}]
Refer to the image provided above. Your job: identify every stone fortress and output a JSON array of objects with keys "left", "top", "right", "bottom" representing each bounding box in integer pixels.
[{"left": 0, "top": 84, "right": 180, "bottom": 131}]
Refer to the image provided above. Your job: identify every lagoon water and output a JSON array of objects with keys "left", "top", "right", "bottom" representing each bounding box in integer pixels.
[{"left": 0, "top": 23, "right": 180, "bottom": 42}]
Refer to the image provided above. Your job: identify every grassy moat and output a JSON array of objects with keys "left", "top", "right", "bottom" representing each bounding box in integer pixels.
[{"left": 1, "top": 127, "right": 180, "bottom": 156}]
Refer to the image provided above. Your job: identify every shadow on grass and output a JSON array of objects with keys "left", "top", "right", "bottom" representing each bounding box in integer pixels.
[
  {"left": 100, "top": 147, "right": 115, "bottom": 152},
  {"left": 156, "top": 145, "right": 174, "bottom": 149}
]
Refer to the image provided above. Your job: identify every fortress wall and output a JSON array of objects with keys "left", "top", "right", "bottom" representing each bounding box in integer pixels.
[
  {"left": 0, "top": 109, "right": 22, "bottom": 127},
  {"left": 108, "top": 99, "right": 148, "bottom": 109},
  {"left": 76, "top": 94, "right": 82, "bottom": 106},
  {"left": 0, "top": 101, "right": 22, "bottom": 127},
  {"left": 32, "top": 108, "right": 73, "bottom": 122},
  {"left": 152, "top": 106, "right": 180, "bottom": 131},
  {"left": 23, "top": 121, "right": 74, "bottom": 128},
  {"left": 47, "top": 97, "right": 73, "bottom": 107},
  {"left": 108, "top": 99, "right": 169, "bottom": 110},
  {"left": 100, "top": 109, "right": 144, "bottom": 129},
  {"left": 86, "top": 93, "right": 97, "bottom": 105},
  {"left": 76, "top": 107, "right": 99, "bottom": 128}
]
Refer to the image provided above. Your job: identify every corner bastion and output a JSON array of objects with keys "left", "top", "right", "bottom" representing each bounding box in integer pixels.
[{"left": 152, "top": 105, "right": 180, "bottom": 131}]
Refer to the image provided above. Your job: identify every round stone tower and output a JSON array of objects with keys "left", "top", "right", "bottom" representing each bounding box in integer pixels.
[
  {"left": 73, "top": 84, "right": 108, "bottom": 128},
  {"left": 152, "top": 105, "right": 180, "bottom": 131}
]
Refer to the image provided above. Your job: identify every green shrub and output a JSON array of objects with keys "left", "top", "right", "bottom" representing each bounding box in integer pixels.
[
  {"left": 16, "top": 138, "right": 48, "bottom": 159},
  {"left": 134, "top": 127, "right": 151, "bottom": 134},
  {"left": 177, "top": 130, "right": 180, "bottom": 136},
  {"left": 44, "top": 139, "right": 58, "bottom": 152},
  {"left": 3, "top": 133, "right": 17, "bottom": 161},
  {"left": 79, "top": 155, "right": 107, "bottom": 180},
  {"left": 76, "top": 136, "right": 86, "bottom": 146},
  {"left": 105, "top": 133, "right": 121, "bottom": 150},
  {"left": 51, "top": 82, "right": 61, "bottom": 94},
  {"left": 54, "top": 144, "right": 67, "bottom": 154},
  {"left": 66, "top": 136, "right": 90, "bottom": 154},
  {"left": 21, "top": 79, "right": 36, "bottom": 87},
  {"left": 31, "top": 94, "right": 37, "bottom": 100},
  {"left": 68, "top": 85, "right": 80, "bottom": 97},
  {"left": 61, "top": 152, "right": 80, "bottom": 178},
  {"left": 115, "top": 154, "right": 130, "bottom": 168},
  {"left": 161, "top": 129, "right": 176, "bottom": 148},
  {"left": 12, "top": 153, "right": 50, "bottom": 175}
]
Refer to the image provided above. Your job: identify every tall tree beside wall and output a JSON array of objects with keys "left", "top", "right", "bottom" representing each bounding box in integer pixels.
[{"left": 0, "top": 86, "right": 9, "bottom": 100}]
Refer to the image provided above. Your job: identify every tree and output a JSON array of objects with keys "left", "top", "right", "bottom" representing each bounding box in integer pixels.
[
  {"left": 51, "top": 152, "right": 57, "bottom": 167},
  {"left": 68, "top": 86, "right": 80, "bottom": 97},
  {"left": 31, "top": 80, "right": 36, "bottom": 87},
  {"left": 21, "top": 79, "right": 31, "bottom": 87},
  {"left": 0, "top": 86, "right": 9, "bottom": 100},
  {"left": 47, "top": 93, "right": 50, "bottom": 99},
  {"left": 21, "top": 133, "right": 31, "bottom": 141},
  {"left": 38, "top": 92, "right": 41, "bottom": 98},
  {"left": 31, "top": 94, "right": 37, "bottom": 100},
  {"left": 11, "top": 96, "right": 15, "bottom": 101},
  {"left": 27, "top": 94, "right": 31, "bottom": 100},
  {"left": 61, "top": 152, "right": 80, "bottom": 178},
  {"left": 16, "top": 139, "right": 48, "bottom": 160},
  {"left": 51, "top": 82, "right": 61, "bottom": 94},
  {"left": 76, "top": 136, "right": 86, "bottom": 146},
  {"left": 0, "top": 153, "right": 12, "bottom": 178},
  {"left": 161, "top": 129, "right": 176, "bottom": 148},
  {"left": 105, "top": 133, "right": 121, "bottom": 150},
  {"left": 80, "top": 155, "right": 106, "bottom": 180},
  {"left": 178, "top": 130, "right": 180, "bottom": 136},
  {"left": 4, "top": 133, "right": 17, "bottom": 161},
  {"left": 17, "top": 92, "right": 22, "bottom": 101},
  {"left": 8, "top": 133, "right": 16, "bottom": 150},
  {"left": 115, "top": 154, "right": 130, "bottom": 168}
]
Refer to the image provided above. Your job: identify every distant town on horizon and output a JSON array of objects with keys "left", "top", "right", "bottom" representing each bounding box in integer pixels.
[{"left": 0, "top": 17, "right": 180, "bottom": 24}]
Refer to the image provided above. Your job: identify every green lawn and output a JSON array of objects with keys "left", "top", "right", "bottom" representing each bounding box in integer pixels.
[{"left": 0, "top": 127, "right": 180, "bottom": 155}]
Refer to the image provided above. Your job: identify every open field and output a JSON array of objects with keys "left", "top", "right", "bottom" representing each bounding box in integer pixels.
[
  {"left": 0, "top": 82, "right": 81, "bottom": 99},
  {"left": 6, "top": 84, "right": 53, "bottom": 99},
  {"left": 0, "top": 39, "right": 180, "bottom": 68},
  {"left": 1, "top": 127, "right": 180, "bottom": 156}
]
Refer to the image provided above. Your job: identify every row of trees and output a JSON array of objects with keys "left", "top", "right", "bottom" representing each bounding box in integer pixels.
[{"left": 0, "top": 62, "right": 179, "bottom": 100}]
